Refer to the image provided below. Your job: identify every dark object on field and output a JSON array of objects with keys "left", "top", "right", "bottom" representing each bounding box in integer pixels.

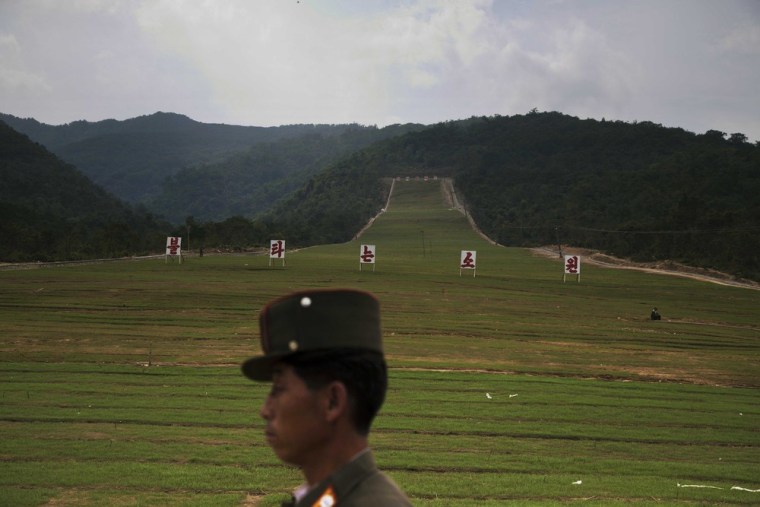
[{"left": 651, "top": 307, "right": 661, "bottom": 320}]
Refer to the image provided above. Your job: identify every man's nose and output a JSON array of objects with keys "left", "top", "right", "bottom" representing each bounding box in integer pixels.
[{"left": 260, "top": 397, "right": 272, "bottom": 420}]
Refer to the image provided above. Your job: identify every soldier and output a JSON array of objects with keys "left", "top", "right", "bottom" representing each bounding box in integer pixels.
[{"left": 242, "top": 289, "right": 412, "bottom": 507}]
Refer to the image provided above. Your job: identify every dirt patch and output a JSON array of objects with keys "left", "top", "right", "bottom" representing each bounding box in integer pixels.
[
  {"left": 623, "top": 365, "right": 717, "bottom": 385},
  {"left": 531, "top": 246, "right": 760, "bottom": 290},
  {"left": 241, "top": 494, "right": 265, "bottom": 506}
]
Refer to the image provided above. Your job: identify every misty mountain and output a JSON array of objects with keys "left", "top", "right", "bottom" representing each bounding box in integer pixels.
[
  {"left": 149, "top": 123, "right": 426, "bottom": 223},
  {"left": 0, "top": 121, "right": 168, "bottom": 261},
  {"left": 0, "top": 112, "right": 386, "bottom": 205}
]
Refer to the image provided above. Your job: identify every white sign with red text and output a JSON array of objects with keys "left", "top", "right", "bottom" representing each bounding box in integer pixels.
[
  {"left": 166, "top": 236, "right": 182, "bottom": 256},
  {"left": 460, "top": 250, "right": 477, "bottom": 276},
  {"left": 564, "top": 255, "right": 581, "bottom": 282},
  {"left": 269, "top": 240, "right": 285, "bottom": 267},
  {"left": 360, "top": 244, "right": 376, "bottom": 264},
  {"left": 360, "top": 244, "right": 376, "bottom": 271},
  {"left": 165, "top": 236, "right": 182, "bottom": 263},
  {"left": 270, "top": 240, "right": 285, "bottom": 259}
]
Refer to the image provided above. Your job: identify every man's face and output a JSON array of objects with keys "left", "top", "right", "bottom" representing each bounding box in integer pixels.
[{"left": 260, "top": 363, "right": 331, "bottom": 467}]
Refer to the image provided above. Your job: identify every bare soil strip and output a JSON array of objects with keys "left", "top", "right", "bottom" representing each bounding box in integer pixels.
[{"left": 531, "top": 246, "right": 760, "bottom": 290}]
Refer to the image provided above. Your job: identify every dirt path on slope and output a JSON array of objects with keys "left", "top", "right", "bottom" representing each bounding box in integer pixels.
[
  {"left": 382, "top": 178, "right": 759, "bottom": 290},
  {"left": 441, "top": 178, "right": 499, "bottom": 245},
  {"left": 531, "top": 246, "right": 760, "bottom": 290}
]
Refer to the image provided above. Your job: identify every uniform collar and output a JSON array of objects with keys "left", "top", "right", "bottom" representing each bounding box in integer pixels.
[{"left": 295, "top": 449, "right": 376, "bottom": 506}]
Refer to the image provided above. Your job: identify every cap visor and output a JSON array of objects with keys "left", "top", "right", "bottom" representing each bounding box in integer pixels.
[{"left": 241, "top": 355, "right": 281, "bottom": 381}]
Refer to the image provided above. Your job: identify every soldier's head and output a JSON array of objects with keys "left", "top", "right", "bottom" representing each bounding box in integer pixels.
[{"left": 242, "top": 289, "right": 388, "bottom": 463}]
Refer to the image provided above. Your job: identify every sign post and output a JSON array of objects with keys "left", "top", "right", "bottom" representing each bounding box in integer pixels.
[
  {"left": 165, "top": 236, "right": 182, "bottom": 264},
  {"left": 564, "top": 255, "right": 581, "bottom": 282},
  {"left": 460, "top": 250, "right": 477, "bottom": 277},
  {"left": 269, "top": 240, "right": 285, "bottom": 267},
  {"left": 359, "top": 244, "right": 376, "bottom": 271}
]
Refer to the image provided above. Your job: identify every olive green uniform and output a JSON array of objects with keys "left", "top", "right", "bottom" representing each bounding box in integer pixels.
[{"left": 285, "top": 450, "right": 412, "bottom": 507}]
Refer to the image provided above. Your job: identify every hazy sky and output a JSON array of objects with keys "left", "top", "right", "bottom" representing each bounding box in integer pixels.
[{"left": 2, "top": 0, "right": 759, "bottom": 141}]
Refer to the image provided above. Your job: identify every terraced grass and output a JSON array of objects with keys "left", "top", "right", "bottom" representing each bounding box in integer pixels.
[{"left": 1, "top": 180, "right": 758, "bottom": 505}]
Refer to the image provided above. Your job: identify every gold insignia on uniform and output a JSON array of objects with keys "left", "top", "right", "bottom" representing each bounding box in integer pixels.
[{"left": 313, "top": 485, "right": 336, "bottom": 507}]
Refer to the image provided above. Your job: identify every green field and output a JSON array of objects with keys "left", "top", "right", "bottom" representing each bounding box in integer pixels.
[{"left": 1, "top": 180, "right": 759, "bottom": 506}]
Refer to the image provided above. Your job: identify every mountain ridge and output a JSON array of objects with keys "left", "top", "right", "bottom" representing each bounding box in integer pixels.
[
  {"left": 2, "top": 110, "right": 758, "bottom": 280},
  {"left": 1, "top": 111, "right": 399, "bottom": 205}
]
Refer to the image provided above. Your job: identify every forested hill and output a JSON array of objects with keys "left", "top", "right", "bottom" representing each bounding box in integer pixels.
[
  {"left": 0, "top": 122, "right": 168, "bottom": 262},
  {"left": 0, "top": 112, "right": 392, "bottom": 205},
  {"left": 266, "top": 112, "right": 759, "bottom": 280},
  {"left": 148, "top": 123, "right": 426, "bottom": 223},
  {"left": 450, "top": 114, "right": 760, "bottom": 279}
]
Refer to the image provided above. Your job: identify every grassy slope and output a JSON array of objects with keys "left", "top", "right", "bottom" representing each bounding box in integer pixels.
[{"left": 0, "top": 180, "right": 758, "bottom": 505}]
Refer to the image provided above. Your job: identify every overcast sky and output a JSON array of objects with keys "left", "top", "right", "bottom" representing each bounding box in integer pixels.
[{"left": 2, "top": 0, "right": 759, "bottom": 141}]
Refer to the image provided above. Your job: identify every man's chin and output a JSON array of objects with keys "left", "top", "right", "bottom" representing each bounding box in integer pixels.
[{"left": 271, "top": 446, "right": 296, "bottom": 465}]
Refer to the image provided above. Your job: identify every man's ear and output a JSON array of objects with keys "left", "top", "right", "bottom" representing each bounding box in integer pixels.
[{"left": 323, "top": 381, "right": 348, "bottom": 422}]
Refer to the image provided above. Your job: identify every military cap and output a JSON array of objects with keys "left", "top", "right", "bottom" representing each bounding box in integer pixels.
[{"left": 241, "top": 289, "right": 383, "bottom": 381}]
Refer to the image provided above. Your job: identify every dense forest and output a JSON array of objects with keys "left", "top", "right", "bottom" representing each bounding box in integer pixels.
[
  {"left": 0, "top": 122, "right": 169, "bottom": 261},
  {"left": 451, "top": 114, "right": 760, "bottom": 278}
]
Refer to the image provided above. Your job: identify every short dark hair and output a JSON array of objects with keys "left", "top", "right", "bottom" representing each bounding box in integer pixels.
[{"left": 283, "top": 348, "right": 387, "bottom": 435}]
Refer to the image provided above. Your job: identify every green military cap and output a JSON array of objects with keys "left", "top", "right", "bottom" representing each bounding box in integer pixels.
[{"left": 241, "top": 289, "right": 383, "bottom": 381}]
